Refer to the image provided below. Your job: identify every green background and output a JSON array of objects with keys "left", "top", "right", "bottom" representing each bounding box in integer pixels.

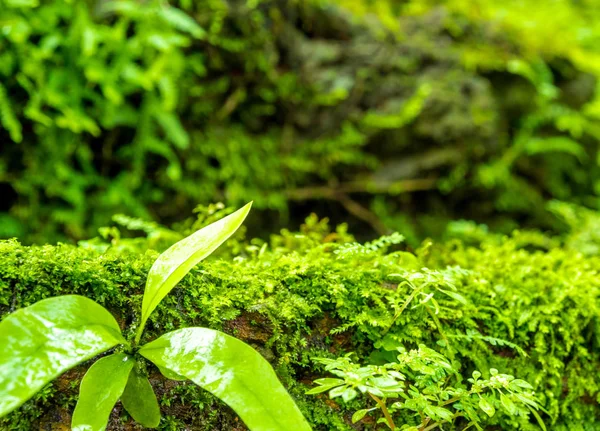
[{"left": 3, "top": 0, "right": 600, "bottom": 243}]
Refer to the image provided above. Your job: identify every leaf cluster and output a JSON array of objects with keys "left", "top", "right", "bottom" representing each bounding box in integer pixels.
[
  {"left": 0, "top": 203, "right": 311, "bottom": 431},
  {"left": 309, "top": 345, "right": 546, "bottom": 430}
]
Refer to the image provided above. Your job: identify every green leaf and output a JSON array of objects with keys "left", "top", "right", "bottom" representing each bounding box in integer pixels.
[
  {"left": 500, "top": 393, "right": 518, "bottom": 415},
  {"left": 139, "top": 327, "right": 311, "bottom": 431},
  {"left": 510, "top": 379, "right": 534, "bottom": 390},
  {"left": 424, "top": 405, "right": 454, "bottom": 421},
  {"left": 329, "top": 386, "right": 350, "bottom": 398},
  {"left": 305, "top": 383, "right": 343, "bottom": 395},
  {"left": 514, "top": 392, "right": 541, "bottom": 408},
  {"left": 341, "top": 387, "right": 358, "bottom": 402},
  {"left": 135, "top": 202, "right": 252, "bottom": 344},
  {"left": 370, "top": 376, "right": 401, "bottom": 388},
  {"left": 157, "top": 365, "right": 187, "bottom": 381},
  {"left": 524, "top": 136, "right": 587, "bottom": 162},
  {"left": 352, "top": 409, "right": 370, "bottom": 423},
  {"left": 154, "top": 110, "right": 190, "bottom": 149},
  {"left": 478, "top": 397, "right": 496, "bottom": 417},
  {"left": 313, "top": 378, "right": 345, "bottom": 386},
  {"left": 366, "top": 387, "right": 385, "bottom": 398},
  {"left": 0, "top": 295, "right": 126, "bottom": 418},
  {"left": 160, "top": 5, "right": 206, "bottom": 38},
  {"left": 121, "top": 367, "right": 161, "bottom": 428},
  {"left": 438, "top": 288, "right": 468, "bottom": 305},
  {"left": 72, "top": 353, "right": 134, "bottom": 431},
  {"left": 527, "top": 406, "right": 547, "bottom": 431},
  {"left": 305, "top": 386, "right": 331, "bottom": 395}
]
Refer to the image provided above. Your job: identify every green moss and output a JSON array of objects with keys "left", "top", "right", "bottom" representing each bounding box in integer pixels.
[{"left": 0, "top": 218, "right": 598, "bottom": 429}]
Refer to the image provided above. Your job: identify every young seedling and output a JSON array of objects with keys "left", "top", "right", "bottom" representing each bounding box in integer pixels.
[{"left": 0, "top": 202, "right": 312, "bottom": 431}]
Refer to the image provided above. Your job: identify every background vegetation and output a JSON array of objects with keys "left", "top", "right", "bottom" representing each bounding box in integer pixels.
[{"left": 3, "top": 0, "right": 600, "bottom": 243}]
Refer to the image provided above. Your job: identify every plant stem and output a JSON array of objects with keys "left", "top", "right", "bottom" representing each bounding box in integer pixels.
[
  {"left": 422, "top": 421, "right": 441, "bottom": 431},
  {"left": 440, "top": 396, "right": 461, "bottom": 406},
  {"left": 369, "top": 393, "right": 396, "bottom": 430},
  {"left": 440, "top": 389, "right": 476, "bottom": 407},
  {"left": 424, "top": 303, "right": 454, "bottom": 359},
  {"left": 134, "top": 317, "right": 147, "bottom": 346},
  {"left": 418, "top": 416, "right": 431, "bottom": 430},
  {"left": 382, "top": 282, "right": 427, "bottom": 336},
  {"left": 338, "top": 194, "right": 391, "bottom": 235},
  {"left": 285, "top": 178, "right": 437, "bottom": 235},
  {"left": 422, "top": 412, "right": 464, "bottom": 431}
]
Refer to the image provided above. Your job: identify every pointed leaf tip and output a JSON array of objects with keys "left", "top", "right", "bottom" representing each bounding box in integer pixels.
[{"left": 136, "top": 202, "right": 252, "bottom": 343}]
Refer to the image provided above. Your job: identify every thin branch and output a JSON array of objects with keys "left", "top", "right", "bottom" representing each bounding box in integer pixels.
[
  {"left": 216, "top": 87, "right": 245, "bottom": 119},
  {"left": 422, "top": 413, "right": 464, "bottom": 431},
  {"left": 369, "top": 393, "right": 396, "bottom": 430},
  {"left": 285, "top": 178, "right": 436, "bottom": 236},
  {"left": 338, "top": 194, "right": 390, "bottom": 235},
  {"left": 381, "top": 281, "right": 428, "bottom": 336},
  {"left": 440, "top": 389, "right": 476, "bottom": 407},
  {"left": 286, "top": 178, "right": 437, "bottom": 200},
  {"left": 424, "top": 303, "right": 454, "bottom": 360}
]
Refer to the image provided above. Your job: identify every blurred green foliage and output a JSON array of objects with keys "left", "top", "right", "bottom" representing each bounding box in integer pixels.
[{"left": 3, "top": 0, "right": 600, "bottom": 242}]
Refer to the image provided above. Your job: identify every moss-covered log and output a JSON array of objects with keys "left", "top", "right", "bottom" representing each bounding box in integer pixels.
[{"left": 1, "top": 222, "right": 598, "bottom": 430}]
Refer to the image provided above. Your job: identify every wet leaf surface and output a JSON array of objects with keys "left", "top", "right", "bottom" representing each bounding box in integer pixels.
[
  {"left": 139, "top": 327, "right": 312, "bottom": 431},
  {"left": 72, "top": 353, "right": 133, "bottom": 431},
  {"left": 0, "top": 295, "right": 125, "bottom": 417}
]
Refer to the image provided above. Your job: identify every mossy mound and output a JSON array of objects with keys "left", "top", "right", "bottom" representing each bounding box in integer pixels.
[{"left": 1, "top": 221, "right": 599, "bottom": 430}]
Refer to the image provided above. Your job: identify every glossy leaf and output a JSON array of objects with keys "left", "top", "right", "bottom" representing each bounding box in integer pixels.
[
  {"left": 121, "top": 367, "right": 161, "bottom": 428},
  {"left": 0, "top": 295, "right": 126, "bottom": 418},
  {"left": 135, "top": 202, "right": 252, "bottom": 343},
  {"left": 340, "top": 387, "right": 358, "bottom": 402},
  {"left": 157, "top": 364, "right": 186, "bottom": 381},
  {"left": 424, "top": 405, "right": 454, "bottom": 421},
  {"left": 139, "top": 327, "right": 312, "bottom": 431},
  {"left": 72, "top": 353, "right": 134, "bottom": 431}
]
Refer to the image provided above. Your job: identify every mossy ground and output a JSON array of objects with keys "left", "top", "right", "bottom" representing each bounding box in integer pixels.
[{"left": 1, "top": 218, "right": 598, "bottom": 430}]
